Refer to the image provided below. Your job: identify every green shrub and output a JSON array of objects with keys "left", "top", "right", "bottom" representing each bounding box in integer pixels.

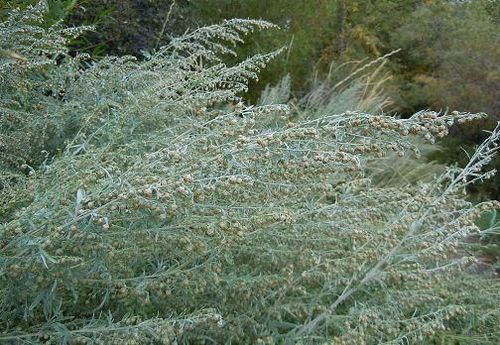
[
  {"left": 65, "top": 0, "right": 185, "bottom": 57},
  {"left": 0, "top": 2, "right": 92, "bottom": 218},
  {"left": 1, "top": 3, "right": 500, "bottom": 344}
]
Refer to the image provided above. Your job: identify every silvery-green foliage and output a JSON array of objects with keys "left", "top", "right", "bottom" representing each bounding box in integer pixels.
[
  {"left": 258, "top": 74, "right": 291, "bottom": 105},
  {"left": 1, "top": 3, "right": 500, "bottom": 345},
  {"left": 0, "top": 2, "right": 88, "bottom": 73},
  {"left": 0, "top": 1, "right": 91, "bottom": 191}
]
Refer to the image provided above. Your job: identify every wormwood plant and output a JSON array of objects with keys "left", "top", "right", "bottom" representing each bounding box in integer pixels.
[
  {"left": 0, "top": 2, "right": 91, "bottom": 195},
  {"left": 1, "top": 3, "right": 500, "bottom": 345}
]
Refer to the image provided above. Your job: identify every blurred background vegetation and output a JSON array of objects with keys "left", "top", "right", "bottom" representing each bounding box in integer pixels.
[{"left": 1, "top": 0, "right": 499, "bottom": 200}]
